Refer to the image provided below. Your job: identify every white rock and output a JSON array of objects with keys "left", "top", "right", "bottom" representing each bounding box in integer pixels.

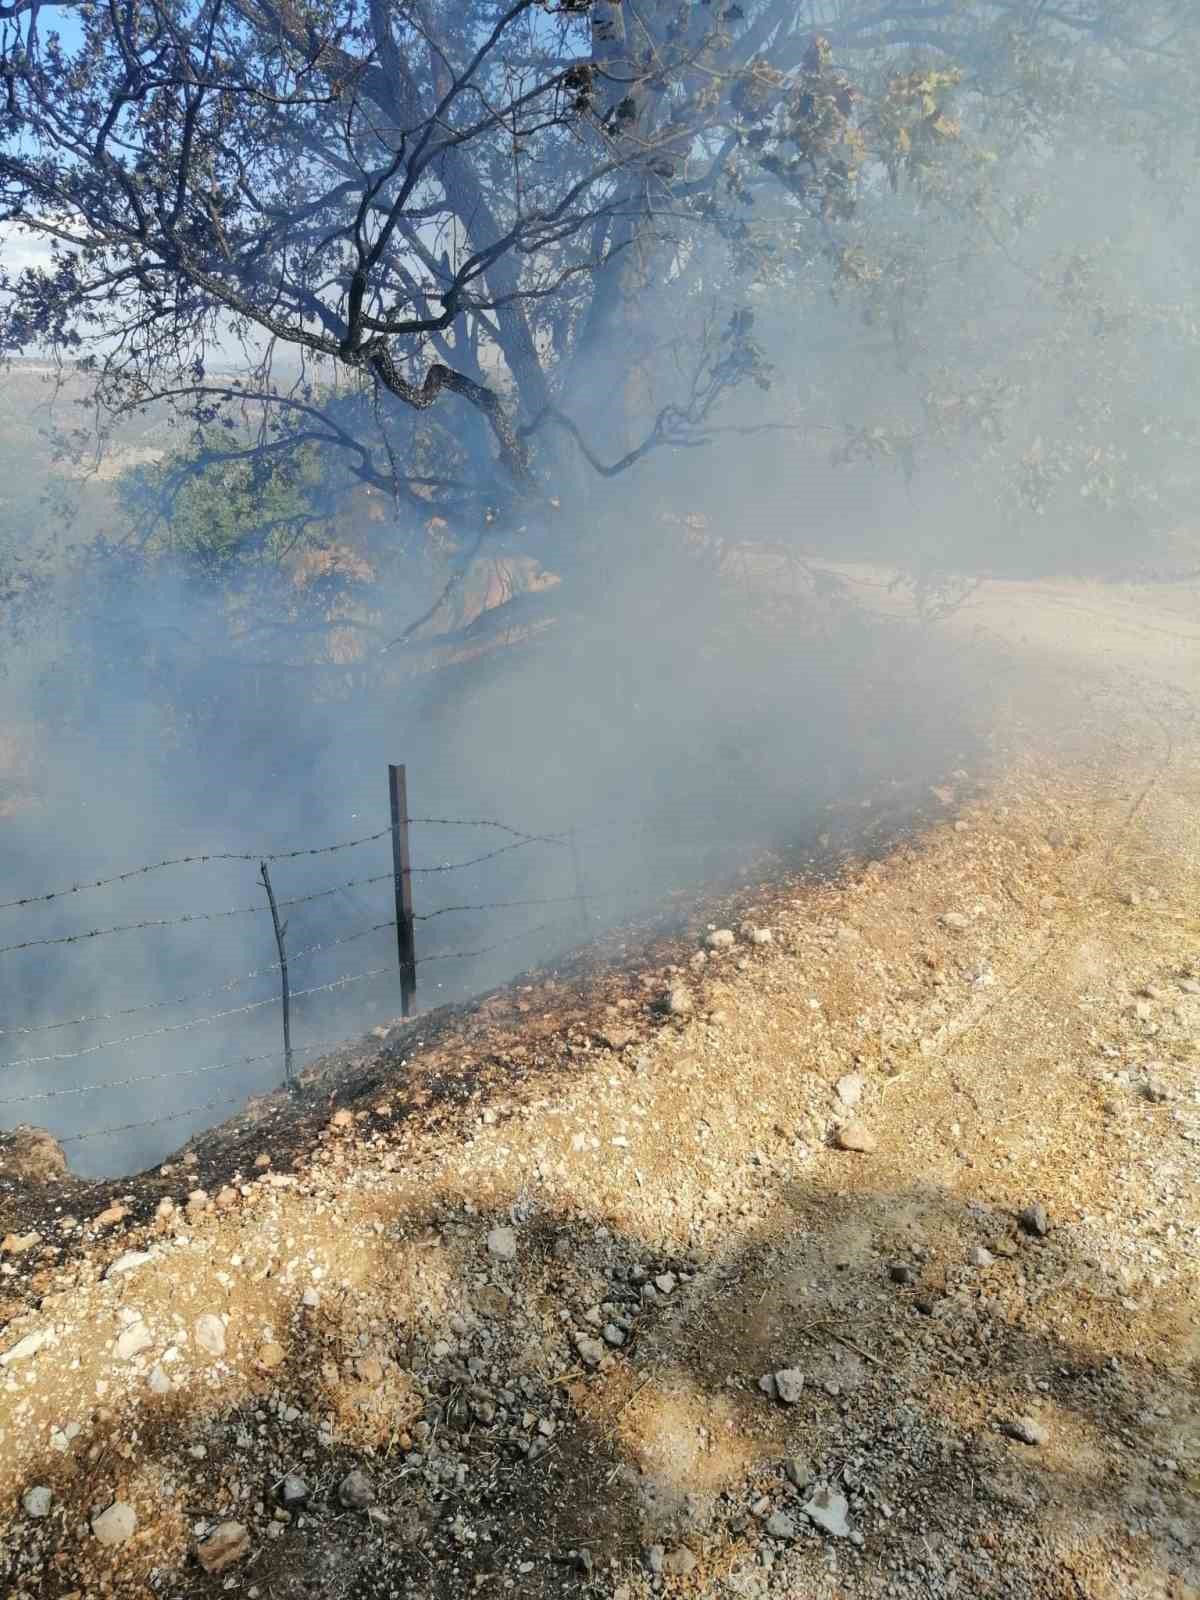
[
  {"left": 194, "top": 1313, "right": 226, "bottom": 1357},
  {"left": 1, "top": 1329, "right": 48, "bottom": 1366},
  {"left": 116, "top": 1322, "right": 154, "bottom": 1361},
  {"left": 301, "top": 1287, "right": 320, "bottom": 1308},
  {"left": 486, "top": 1226, "right": 517, "bottom": 1262},
  {"left": 836, "top": 1073, "right": 865, "bottom": 1108},
  {"left": 573, "top": 1333, "right": 606, "bottom": 1368},
  {"left": 148, "top": 1365, "right": 172, "bottom": 1395},
  {"left": 22, "top": 1485, "right": 52, "bottom": 1519},
  {"left": 774, "top": 1368, "right": 805, "bottom": 1405},
  {"left": 706, "top": 929, "right": 736, "bottom": 949},
  {"left": 93, "top": 1501, "right": 137, "bottom": 1545},
  {"left": 803, "top": 1486, "right": 852, "bottom": 1538},
  {"left": 108, "top": 1251, "right": 154, "bottom": 1276}
]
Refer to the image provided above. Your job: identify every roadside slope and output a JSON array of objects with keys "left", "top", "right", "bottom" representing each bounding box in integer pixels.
[{"left": 0, "top": 591, "right": 1198, "bottom": 1600}]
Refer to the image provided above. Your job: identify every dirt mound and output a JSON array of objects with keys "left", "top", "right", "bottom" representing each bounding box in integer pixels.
[{"left": 0, "top": 1124, "right": 68, "bottom": 1186}]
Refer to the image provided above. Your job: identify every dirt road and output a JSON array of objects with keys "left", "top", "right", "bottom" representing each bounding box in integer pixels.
[{"left": 1, "top": 575, "right": 1198, "bottom": 1600}]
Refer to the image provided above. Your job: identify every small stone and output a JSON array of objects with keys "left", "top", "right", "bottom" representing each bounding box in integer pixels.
[
  {"left": 215, "top": 1185, "right": 239, "bottom": 1210},
  {"left": 253, "top": 1153, "right": 272, "bottom": 1168},
  {"left": 354, "top": 1355, "right": 384, "bottom": 1384},
  {"left": 94, "top": 1204, "right": 129, "bottom": 1230},
  {"left": 486, "top": 1225, "right": 517, "bottom": 1262},
  {"left": 1, "top": 1230, "right": 41, "bottom": 1255},
  {"left": 301, "top": 1287, "right": 320, "bottom": 1308},
  {"left": 766, "top": 1511, "right": 797, "bottom": 1539},
  {"left": 1002, "top": 1416, "right": 1048, "bottom": 1446},
  {"left": 758, "top": 1372, "right": 778, "bottom": 1399},
  {"left": 155, "top": 1198, "right": 176, "bottom": 1221},
  {"left": 597, "top": 1026, "right": 635, "bottom": 1051},
  {"left": 1141, "top": 1078, "right": 1171, "bottom": 1104},
  {"left": 330, "top": 1109, "right": 354, "bottom": 1130},
  {"left": 803, "top": 1486, "right": 851, "bottom": 1539},
  {"left": 706, "top": 929, "right": 735, "bottom": 949},
  {"left": 646, "top": 1545, "right": 665, "bottom": 1574},
  {"left": 116, "top": 1322, "right": 154, "bottom": 1360},
  {"left": 196, "top": 1521, "right": 250, "bottom": 1573},
  {"left": 654, "top": 1272, "right": 677, "bottom": 1295},
  {"left": 835, "top": 1122, "right": 877, "bottom": 1153},
  {"left": 194, "top": 1313, "right": 226, "bottom": 1357},
  {"left": 940, "top": 912, "right": 971, "bottom": 931},
  {"left": 93, "top": 1501, "right": 137, "bottom": 1545},
  {"left": 602, "top": 1323, "right": 626, "bottom": 1348},
  {"left": 476, "top": 1286, "right": 511, "bottom": 1319},
  {"left": 279, "top": 1474, "right": 309, "bottom": 1507},
  {"left": 746, "top": 926, "right": 773, "bottom": 945},
  {"left": 889, "top": 1263, "right": 915, "bottom": 1285},
  {"left": 258, "top": 1342, "right": 286, "bottom": 1370},
  {"left": 574, "top": 1333, "right": 606, "bottom": 1369},
  {"left": 835, "top": 1073, "right": 864, "bottom": 1108},
  {"left": 22, "top": 1485, "right": 52, "bottom": 1519},
  {"left": 1018, "top": 1203, "right": 1050, "bottom": 1237},
  {"left": 339, "top": 1470, "right": 375, "bottom": 1510},
  {"left": 774, "top": 1368, "right": 805, "bottom": 1405},
  {"left": 108, "top": 1250, "right": 153, "bottom": 1276},
  {"left": 784, "top": 1457, "right": 814, "bottom": 1491},
  {"left": 666, "top": 985, "right": 694, "bottom": 1016},
  {"left": 148, "top": 1365, "right": 171, "bottom": 1395},
  {"left": 186, "top": 1189, "right": 210, "bottom": 1214},
  {"left": 969, "top": 1246, "right": 995, "bottom": 1267},
  {"left": 662, "top": 1546, "right": 697, "bottom": 1577}
]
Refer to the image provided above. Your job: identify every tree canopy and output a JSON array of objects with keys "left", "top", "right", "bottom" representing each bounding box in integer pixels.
[{"left": 2, "top": 1, "right": 1199, "bottom": 574}]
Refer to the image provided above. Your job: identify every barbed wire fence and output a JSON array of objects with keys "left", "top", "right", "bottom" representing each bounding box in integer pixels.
[{"left": 0, "top": 764, "right": 745, "bottom": 1168}]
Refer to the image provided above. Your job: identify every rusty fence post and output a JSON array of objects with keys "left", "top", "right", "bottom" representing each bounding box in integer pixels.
[{"left": 389, "top": 764, "right": 417, "bottom": 1017}]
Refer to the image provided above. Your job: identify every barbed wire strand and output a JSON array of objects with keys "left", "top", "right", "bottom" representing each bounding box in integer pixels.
[
  {"left": 1, "top": 968, "right": 391, "bottom": 1072},
  {"left": 0, "top": 817, "right": 567, "bottom": 913},
  {"left": 48, "top": 895, "right": 675, "bottom": 1145},
  {"left": 1, "top": 1031, "right": 355, "bottom": 1109},
  {"left": 416, "top": 915, "right": 582, "bottom": 966},
  {"left": 60, "top": 1092, "right": 253, "bottom": 1146},
  {"left": 0, "top": 922, "right": 395, "bottom": 1038},
  {"left": 0, "top": 834, "right": 583, "bottom": 958},
  {"left": 0, "top": 878, "right": 388, "bottom": 957}
]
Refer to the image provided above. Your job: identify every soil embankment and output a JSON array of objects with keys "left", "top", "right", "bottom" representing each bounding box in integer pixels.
[{"left": 1, "top": 575, "right": 1198, "bottom": 1600}]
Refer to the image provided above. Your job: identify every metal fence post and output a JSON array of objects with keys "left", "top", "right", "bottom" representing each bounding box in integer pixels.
[
  {"left": 389, "top": 764, "right": 417, "bottom": 1017},
  {"left": 259, "top": 860, "right": 295, "bottom": 1093}
]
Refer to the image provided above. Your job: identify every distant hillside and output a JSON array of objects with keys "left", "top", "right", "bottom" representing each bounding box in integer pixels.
[
  {"left": 0, "top": 357, "right": 347, "bottom": 566},
  {"left": 0, "top": 361, "right": 192, "bottom": 559}
]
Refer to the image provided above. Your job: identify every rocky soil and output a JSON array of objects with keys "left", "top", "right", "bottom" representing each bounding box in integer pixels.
[{"left": 1, "top": 576, "right": 1198, "bottom": 1600}]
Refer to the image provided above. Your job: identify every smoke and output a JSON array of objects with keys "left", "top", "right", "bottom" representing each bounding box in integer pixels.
[
  {"left": 0, "top": 479, "right": 996, "bottom": 1179},
  {"left": 1, "top": 82, "right": 1197, "bottom": 1177}
]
